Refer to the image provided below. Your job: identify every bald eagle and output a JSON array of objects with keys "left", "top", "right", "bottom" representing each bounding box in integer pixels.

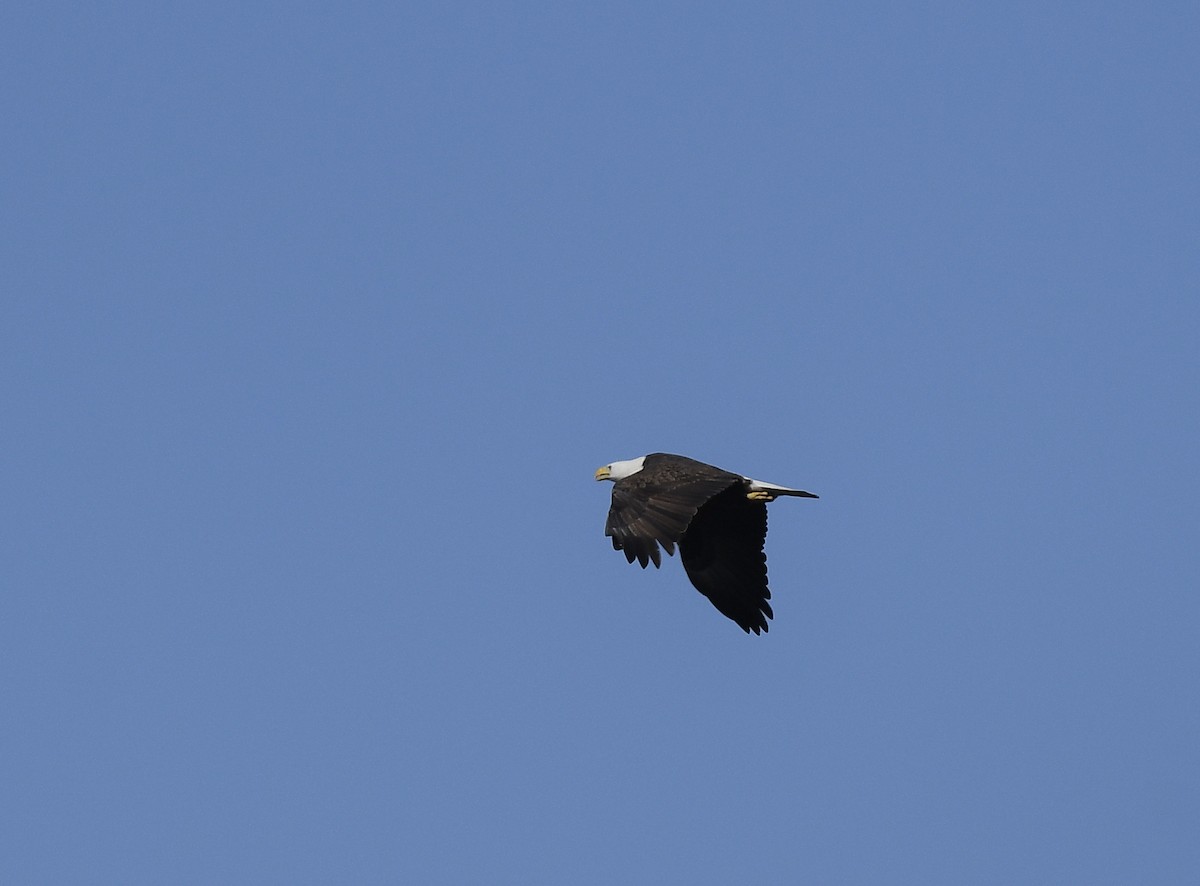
[{"left": 595, "top": 453, "right": 818, "bottom": 634}]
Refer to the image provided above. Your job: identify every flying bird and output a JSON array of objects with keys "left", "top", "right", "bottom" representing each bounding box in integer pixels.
[{"left": 595, "top": 453, "right": 818, "bottom": 634}]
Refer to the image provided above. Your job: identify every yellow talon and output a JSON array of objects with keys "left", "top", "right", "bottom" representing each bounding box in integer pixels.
[{"left": 746, "top": 490, "right": 776, "bottom": 502}]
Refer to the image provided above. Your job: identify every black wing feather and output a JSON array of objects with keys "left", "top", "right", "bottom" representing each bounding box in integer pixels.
[
  {"left": 605, "top": 470, "right": 738, "bottom": 569},
  {"left": 679, "top": 486, "right": 773, "bottom": 634}
]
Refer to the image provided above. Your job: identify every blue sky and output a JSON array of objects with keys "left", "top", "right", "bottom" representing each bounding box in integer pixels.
[{"left": 3, "top": 3, "right": 1197, "bottom": 883}]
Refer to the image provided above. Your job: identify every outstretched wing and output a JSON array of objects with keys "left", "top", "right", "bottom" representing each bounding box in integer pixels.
[
  {"left": 679, "top": 486, "right": 773, "bottom": 634},
  {"left": 606, "top": 473, "right": 738, "bottom": 568}
]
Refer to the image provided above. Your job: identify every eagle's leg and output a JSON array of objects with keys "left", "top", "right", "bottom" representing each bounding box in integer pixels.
[{"left": 746, "top": 490, "right": 777, "bottom": 502}]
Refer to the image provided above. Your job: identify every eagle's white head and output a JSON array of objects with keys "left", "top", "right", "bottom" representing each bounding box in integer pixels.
[{"left": 594, "top": 456, "right": 647, "bottom": 482}]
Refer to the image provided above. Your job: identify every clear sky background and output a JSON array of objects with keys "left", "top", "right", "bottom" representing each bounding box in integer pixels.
[{"left": 3, "top": 3, "right": 1197, "bottom": 883}]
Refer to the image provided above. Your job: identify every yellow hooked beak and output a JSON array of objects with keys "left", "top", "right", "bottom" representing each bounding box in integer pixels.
[{"left": 594, "top": 465, "right": 611, "bottom": 481}]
